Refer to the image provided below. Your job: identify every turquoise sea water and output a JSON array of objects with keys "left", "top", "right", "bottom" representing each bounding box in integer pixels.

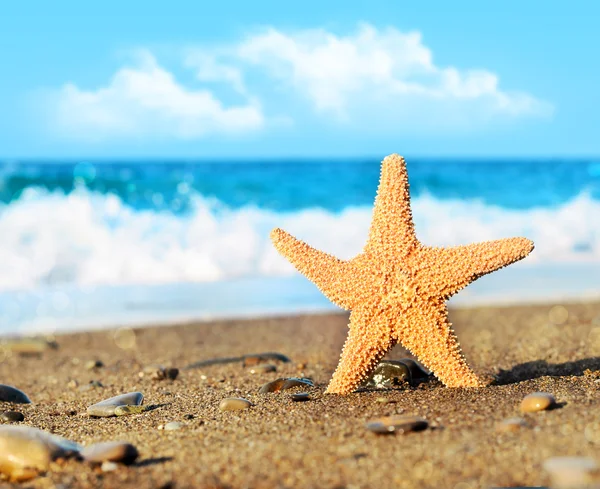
[{"left": 0, "top": 157, "right": 599, "bottom": 334}]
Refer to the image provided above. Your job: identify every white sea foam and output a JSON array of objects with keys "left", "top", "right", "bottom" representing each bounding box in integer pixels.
[{"left": 0, "top": 187, "right": 599, "bottom": 292}]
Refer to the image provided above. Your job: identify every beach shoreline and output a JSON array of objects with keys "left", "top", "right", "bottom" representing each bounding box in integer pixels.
[{"left": 1, "top": 299, "right": 600, "bottom": 488}]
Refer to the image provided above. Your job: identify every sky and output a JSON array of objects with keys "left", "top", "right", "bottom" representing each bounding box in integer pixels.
[{"left": 0, "top": 1, "right": 598, "bottom": 159}]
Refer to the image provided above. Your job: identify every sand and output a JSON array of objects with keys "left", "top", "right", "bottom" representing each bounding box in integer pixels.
[{"left": 1, "top": 300, "right": 600, "bottom": 488}]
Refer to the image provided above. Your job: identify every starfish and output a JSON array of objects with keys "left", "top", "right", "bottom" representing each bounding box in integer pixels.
[{"left": 270, "top": 154, "right": 534, "bottom": 394}]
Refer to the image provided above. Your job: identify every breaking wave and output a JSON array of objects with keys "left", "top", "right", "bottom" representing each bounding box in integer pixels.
[{"left": 0, "top": 186, "right": 599, "bottom": 292}]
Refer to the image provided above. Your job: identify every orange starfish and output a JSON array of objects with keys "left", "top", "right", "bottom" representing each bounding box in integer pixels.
[{"left": 271, "top": 154, "right": 534, "bottom": 394}]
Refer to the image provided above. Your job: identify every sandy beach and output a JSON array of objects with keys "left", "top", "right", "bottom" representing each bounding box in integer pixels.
[{"left": 1, "top": 299, "right": 600, "bottom": 488}]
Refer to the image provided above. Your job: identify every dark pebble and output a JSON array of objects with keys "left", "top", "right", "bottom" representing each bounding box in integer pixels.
[
  {"left": 146, "top": 366, "right": 180, "bottom": 381},
  {"left": 398, "top": 358, "right": 430, "bottom": 381},
  {"left": 1, "top": 411, "right": 24, "bottom": 422},
  {"left": 0, "top": 385, "right": 31, "bottom": 404},
  {"left": 291, "top": 393, "right": 310, "bottom": 402},
  {"left": 85, "top": 360, "right": 104, "bottom": 370}
]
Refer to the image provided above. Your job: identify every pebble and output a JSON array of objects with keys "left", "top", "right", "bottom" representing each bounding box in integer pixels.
[
  {"left": 85, "top": 360, "right": 104, "bottom": 370},
  {"left": 143, "top": 365, "right": 179, "bottom": 381},
  {"left": 496, "top": 417, "right": 528, "bottom": 433},
  {"left": 242, "top": 352, "right": 291, "bottom": 367},
  {"left": 520, "top": 392, "right": 556, "bottom": 413},
  {"left": 543, "top": 456, "right": 599, "bottom": 489},
  {"left": 366, "top": 415, "right": 428, "bottom": 434},
  {"left": 81, "top": 441, "right": 139, "bottom": 465},
  {"left": 1, "top": 411, "right": 25, "bottom": 422},
  {"left": 164, "top": 421, "right": 184, "bottom": 431},
  {"left": 219, "top": 398, "right": 252, "bottom": 411},
  {"left": 101, "top": 461, "right": 119, "bottom": 472},
  {"left": 114, "top": 405, "right": 147, "bottom": 416},
  {"left": 362, "top": 360, "right": 411, "bottom": 389},
  {"left": 78, "top": 380, "right": 103, "bottom": 392},
  {"left": 290, "top": 393, "right": 310, "bottom": 402},
  {"left": 87, "top": 392, "right": 144, "bottom": 417},
  {"left": 164, "top": 367, "right": 179, "bottom": 380},
  {"left": 0, "top": 426, "right": 81, "bottom": 481},
  {"left": 185, "top": 352, "right": 290, "bottom": 370},
  {"left": 0, "top": 384, "right": 31, "bottom": 404},
  {"left": 398, "top": 358, "right": 430, "bottom": 381},
  {"left": 258, "top": 377, "right": 314, "bottom": 393},
  {"left": 249, "top": 364, "right": 277, "bottom": 374}
]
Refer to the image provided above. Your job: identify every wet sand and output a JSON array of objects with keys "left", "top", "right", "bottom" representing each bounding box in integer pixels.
[{"left": 1, "top": 300, "right": 600, "bottom": 488}]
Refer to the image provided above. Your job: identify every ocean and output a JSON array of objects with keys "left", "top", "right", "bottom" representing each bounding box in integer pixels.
[{"left": 1, "top": 157, "right": 599, "bottom": 335}]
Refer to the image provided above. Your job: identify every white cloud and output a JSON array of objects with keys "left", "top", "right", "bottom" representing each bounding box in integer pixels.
[
  {"left": 44, "top": 24, "right": 552, "bottom": 141},
  {"left": 231, "top": 24, "right": 553, "bottom": 122},
  {"left": 48, "top": 50, "right": 264, "bottom": 141}
]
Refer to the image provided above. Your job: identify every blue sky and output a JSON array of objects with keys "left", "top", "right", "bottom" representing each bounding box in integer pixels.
[{"left": 0, "top": 1, "right": 598, "bottom": 158}]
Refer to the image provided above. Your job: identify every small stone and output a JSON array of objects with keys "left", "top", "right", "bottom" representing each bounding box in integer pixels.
[
  {"left": 249, "top": 364, "right": 277, "bottom": 374},
  {"left": 259, "top": 379, "right": 285, "bottom": 393},
  {"left": 165, "top": 368, "right": 179, "bottom": 380},
  {"left": 144, "top": 365, "right": 179, "bottom": 381},
  {"left": 1, "top": 411, "right": 25, "bottom": 422},
  {"left": 219, "top": 398, "right": 252, "bottom": 411},
  {"left": 87, "top": 392, "right": 144, "bottom": 417},
  {"left": 0, "top": 384, "right": 31, "bottom": 404},
  {"left": 67, "top": 380, "right": 79, "bottom": 389},
  {"left": 82, "top": 441, "right": 139, "bottom": 465},
  {"left": 258, "top": 377, "right": 314, "bottom": 394},
  {"left": 85, "top": 360, "right": 104, "bottom": 370},
  {"left": 114, "top": 405, "right": 147, "bottom": 416},
  {"left": 398, "top": 358, "right": 430, "bottom": 381},
  {"left": 496, "top": 417, "right": 528, "bottom": 433},
  {"left": 101, "top": 461, "right": 118, "bottom": 472},
  {"left": 520, "top": 392, "right": 556, "bottom": 413},
  {"left": 78, "top": 380, "right": 103, "bottom": 392},
  {"left": 362, "top": 360, "right": 411, "bottom": 389},
  {"left": 543, "top": 456, "right": 599, "bottom": 489},
  {"left": 0, "top": 426, "right": 81, "bottom": 481},
  {"left": 242, "top": 352, "right": 291, "bottom": 367},
  {"left": 366, "top": 415, "right": 428, "bottom": 434},
  {"left": 164, "top": 421, "right": 184, "bottom": 431},
  {"left": 290, "top": 393, "right": 310, "bottom": 402},
  {"left": 376, "top": 397, "right": 390, "bottom": 404}
]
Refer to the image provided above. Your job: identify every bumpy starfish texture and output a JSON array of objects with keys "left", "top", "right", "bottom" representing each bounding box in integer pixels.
[{"left": 270, "top": 154, "right": 535, "bottom": 395}]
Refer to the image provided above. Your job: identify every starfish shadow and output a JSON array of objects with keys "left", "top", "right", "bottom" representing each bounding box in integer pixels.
[{"left": 493, "top": 357, "right": 600, "bottom": 385}]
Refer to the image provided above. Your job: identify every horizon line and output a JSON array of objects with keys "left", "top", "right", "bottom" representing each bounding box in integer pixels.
[{"left": 1, "top": 154, "right": 599, "bottom": 164}]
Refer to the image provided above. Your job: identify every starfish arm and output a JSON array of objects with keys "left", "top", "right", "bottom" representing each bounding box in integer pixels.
[
  {"left": 326, "top": 309, "right": 396, "bottom": 394},
  {"left": 365, "top": 154, "right": 418, "bottom": 259},
  {"left": 270, "top": 228, "right": 360, "bottom": 310},
  {"left": 395, "top": 298, "right": 483, "bottom": 387},
  {"left": 419, "top": 238, "right": 534, "bottom": 299}
]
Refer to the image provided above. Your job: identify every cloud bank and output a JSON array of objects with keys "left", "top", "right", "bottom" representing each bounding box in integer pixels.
[
  {"left": 43, "top": 24, "right": 553, "bottom": 141},
  {"left": 48, "top": 51, "right": 264, "bottom": 141}
]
